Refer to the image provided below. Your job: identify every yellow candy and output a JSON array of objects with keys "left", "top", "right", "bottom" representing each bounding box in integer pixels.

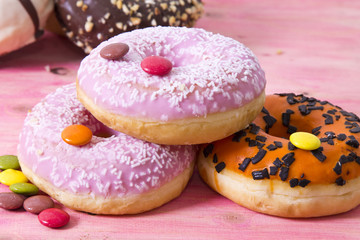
[
  {"left": 289, "top": 132, "right": 321, "bottom": 150},
  {"left": 0, "top": 169, "right": 28, "bottom": 186}
]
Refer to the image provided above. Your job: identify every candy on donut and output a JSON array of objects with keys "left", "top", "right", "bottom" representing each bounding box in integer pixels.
[
  {"left": 18, "top": 84, "right": 197, "bottom": 214},
  {"left": 54, "top": 0, "right": 204, "bottom": 53},
  {"left": 77, "top": 26, "right": 266, "bottom": 145},
  {"left": 0, "top": 0, "right": 53, "bottom": 55},
  {"left": 198, "top": 93, "right": 360, "bottom": 218}
]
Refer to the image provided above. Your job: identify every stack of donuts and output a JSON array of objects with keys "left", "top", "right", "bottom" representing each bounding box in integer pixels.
[
  {"left": 17, "top": 18, "right": 360, "bottom": 218},
  {"left": 17, "top": 26, "right": 266, "bottom": 215}
]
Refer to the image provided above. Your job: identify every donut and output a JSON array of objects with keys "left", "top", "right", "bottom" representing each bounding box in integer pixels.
[
  {"left": 0, "top": 0, "right": 53, "bottom": 55},
  {"left": 198, "top": 93, "right": 360, "bottom": 218},
  {"left": 17, "top": 84, "right": 197, "bottom": 215},
  {"left": 54, "top": 0, "right": 204, "bottom": 53},
  {"left": 76, "top": 26, "right": 266, "bottom": 145}
]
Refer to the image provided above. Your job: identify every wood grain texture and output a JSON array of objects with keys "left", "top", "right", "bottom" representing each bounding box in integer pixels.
[{"left": 0, "top": 0, "right": 360, "bottom": 239}]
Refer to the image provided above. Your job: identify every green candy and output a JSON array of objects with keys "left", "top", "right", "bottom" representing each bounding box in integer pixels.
[
  {"left": 9, "top": 182, "right": 39, "bottom": 196},
  {"left": 0, "top": 155, "right": 20, "bottom": 170}
]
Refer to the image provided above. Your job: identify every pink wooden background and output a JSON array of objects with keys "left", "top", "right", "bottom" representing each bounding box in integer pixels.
[{"left": 1, "top": 0, "right": 360, "bottom": 239}]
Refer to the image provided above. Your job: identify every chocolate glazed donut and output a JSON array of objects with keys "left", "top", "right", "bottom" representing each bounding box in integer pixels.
[{"left": 54, "top": 0, "right": 204, "bottom": 53}]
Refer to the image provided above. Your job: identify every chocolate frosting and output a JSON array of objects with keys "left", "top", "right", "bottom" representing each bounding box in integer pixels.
[{"left": 18, "top": 0, "right": 44, "bottom": 39}]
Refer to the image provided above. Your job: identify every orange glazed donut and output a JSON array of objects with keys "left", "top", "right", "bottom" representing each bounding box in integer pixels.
[{"left": 198, "top": 93, "right": 360, "bottom": 218}]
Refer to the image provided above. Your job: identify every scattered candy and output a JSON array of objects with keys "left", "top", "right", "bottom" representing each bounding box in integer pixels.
[
  {"left": 289, "top": 132, "right": 321, "bottom": 150},
  {"left": 0, "top": 169, "right": 28, "bottom": 186},
  {"left": 24, "top": 195, "right": 54, "bottom": 214},
  {"left": 0, "top": 192, "right": 26, "bottom": 210},
  {"left": 0, "top": 155, "right": 20, "bottom": 170},
  {"left": 61, "top": 124, "right": 93, "bottom": 146},
  {"left": 100, "top": 43, "right": 129, "bottom": 60},
  {"left": 38, "top": 208, "right": 70, "bottom": 228},
  {"left": 10, "top": 182, "right": 39, "bottom": 196},
  {"left": 141, "top": 56, "right": 173, "bottom": 76}
]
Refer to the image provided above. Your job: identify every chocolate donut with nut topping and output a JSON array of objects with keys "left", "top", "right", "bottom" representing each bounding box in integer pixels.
[{"left": 54, "top": 0, "right": 203, "bottom": 53}]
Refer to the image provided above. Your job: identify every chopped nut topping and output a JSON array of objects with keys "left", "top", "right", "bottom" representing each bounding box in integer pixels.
[
  {"left": 76, "top": 0, "right": 83, "bottom": 7},
  {"left": 130, "top": 17, "right": 141, "bottom": 25},
  {"left": 85, "top": 21, "right": 94, "bottom": 32},
  {"left": 160, "top": 3, "right": 168, "bottom": 10},
  {"left": 116, "top": 0, "right": 123, "bottom": 9},
  {"left": 116, "top": 22, "right": 123, "bottom": 30}
]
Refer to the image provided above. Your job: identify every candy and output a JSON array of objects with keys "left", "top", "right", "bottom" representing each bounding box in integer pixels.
[
  {"left": 141, "top": 56, "right": 173, "bottom": 76},
  {"left": 0, "top": 155, "right": 20, "bottom": 170},
  {"left": 9, "top": 182, "right": 39, "bottom": 196},
  {"left": 289, "top": 132, "right": 321, "bottom": 150},
  {"left": 61, "top": 124, "right": 93, "bottom": 146},
  {"left": 100, "top": 43, "right": 129, "bottom": 60},
  {"left": 38, "top": 208, "right": 70, "bottom": 228},
  {"left": 24, "top": 195, "right": 54, "bottom": 214},
  {"left": 0, "top": 169, "right": 28, "bottom": 186},
  {"left": 0, "top": 192, "right": 26, "bottom": 210}
]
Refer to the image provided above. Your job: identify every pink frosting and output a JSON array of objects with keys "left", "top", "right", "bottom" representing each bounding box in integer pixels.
[
  {"left": 18, "top": 84, "right": 197, "bottom": 197},
  {"left": 77, "top": 26, "right": 266, "bottom": 121}
]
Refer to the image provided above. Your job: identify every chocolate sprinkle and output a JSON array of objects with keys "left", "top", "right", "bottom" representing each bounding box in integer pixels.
[
  {"left": 282, "top": 112, "right": 291, "bottom": 127},
  {"left": 215, "top": 162, "right": 226, "bottom": 173},
  {"left": 238, "top": 158, "right": 251, "bottom": 172},
  {"left": 312, "top": 126, "right": 322, "bottom": 135},
  {"left": 298, "top": 179, "right": 311, "bottom": 187},
  {"left": 333, "top": 162, "right": 342, "bottom": 175},
  {"left": 311, "top": 147, "right": 326, "bottom": 162},
  {"left": 232, "top": 130, "right": 247, "bottom": 142},
  {"left": 252, "top": 168, "right": 270, "bottom": 180},
  {"left": 279, "top": 167, "right": 289, "bottom": 181},
  {"left": 256, "top": 136, "right": 267, "bottom": 142},
  {"left": 335, "top": 177, "right": 346, "bottom": 186},
  {"left": 273, "top": 158, "right": 283, "bottom": 168},
  {"left": 308, "top": 106, "right": 324, "bottom": 111},
  {"left": 322, "top": 114, "right": 334, "bottom": 125},
  {"left": 249, "top": 124, "right": 260, "bottom": 135},
  {"left": 212, "top": 154, "right": 218, "bottom": 163},
  {"left": 327, "top": 109, "right": 337, "bottom": 115},
  {"left": 282, "top": 152, "right": 295, "bottom": 167},
  {"left": 346, "top": 139, "right": 359, "bottom": 148},
  {"left": 289, "top": 178, "right": 299, "bottom": 188},
  {"left": 248, "top": 139, "right": 258, "bottom": 147},
  {"left": 274, "top": 141, "right": 283, "bottom": 148},
  {"left": 298, "top": 105, "right": 310, "bottom": 116},
  {"left": 288, "top": 142, "right": 297, "bottom": 151},
  {"left": 203, "top": 144, "right": 214, "bottom": 158},
  {"left": 263, "top": 115, "right": 277, "bottom": 129},
  {"left": 251, "top": 149, "right": 267, "bottom": 164},
  {"left": 269, "top": 166, "right": 278, "bottom": 175},
  {"left": 337, "top": 134, "right": 347, "bottom": 141},
  {"left": 287, "top": 125, "right": 297, "bottom": 134},
  {"left": 261, "top": 107, "right": 269, "bottom": 115},
  {"left": 267, "top": 144, "right": 277, "bottom": 151},
  {"left": 350, "top": 127, "right": 360, "bottom": 133}
]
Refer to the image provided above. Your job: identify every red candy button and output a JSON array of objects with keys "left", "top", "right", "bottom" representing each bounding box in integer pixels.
[
  {"left": 141, "top": 56, "right": 173, "bottom": 76},
  {"left": 38, "top": 208, "right": 70, "bottom": 228}
]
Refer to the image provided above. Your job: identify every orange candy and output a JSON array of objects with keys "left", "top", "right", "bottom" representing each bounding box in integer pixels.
[{"left": 61, "top": 125, "right": 92, "bottom": 146}]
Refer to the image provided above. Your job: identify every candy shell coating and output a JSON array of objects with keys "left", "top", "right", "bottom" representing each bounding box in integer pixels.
[
  {"left": 100, "top": 43, "right": 129, "bottom": 60},
  {"left": 141, "top": 56, "right": 173, "bottom": 76},
  {"left": 0, "top": 192, "right": 26, "bottom": 210},
  {"left": 24, "top": 195, "right": 54, "bottom": 214},
  {"left": 38, "top": 208, "right": 70, "bottom": 228},
  {"left": 9, "top": 182, "right": 39, "bottom": 196},
  {"left": 289, "top": 132, "right": 321, "bottom": 150},
  {"left": 0, "top": 169, "right": 28, "bottom": 186},
  {"left": 61, "top": 124, "right": 93, "bottom": 146},
  {"left": 0, "top": 155, "right": 20, "bottom": 170}
]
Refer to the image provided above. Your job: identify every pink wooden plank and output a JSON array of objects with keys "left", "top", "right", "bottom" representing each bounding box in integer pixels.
[{"left": 1, "top": 0, "right": 360, "bottom": 238}]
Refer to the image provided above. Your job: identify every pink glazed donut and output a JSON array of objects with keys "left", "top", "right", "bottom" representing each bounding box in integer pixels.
[
  {"left": 18, "top": 84, "right": 196, "bottom": 215},
  {"left": 77, "top": 26, "right": 266, "bottom": 145}
]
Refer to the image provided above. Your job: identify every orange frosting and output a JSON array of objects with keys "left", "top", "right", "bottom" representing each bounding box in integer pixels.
[
  {"left": 61, "top": 124, "right": 93, "bottom": 146},
  {"left": 203, "top": 94, "right": 360, "bottom": 186}
]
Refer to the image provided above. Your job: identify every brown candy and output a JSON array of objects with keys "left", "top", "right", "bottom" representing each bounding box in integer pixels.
[
  {"left": 100, "top": 43, "right": 129, "bottom": 60},
  {"left": 23, "top": 195, "right": 54, "bottom": 214},
  {"left": 0, "top": 192, "right": 26, "bottom": 210}
]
